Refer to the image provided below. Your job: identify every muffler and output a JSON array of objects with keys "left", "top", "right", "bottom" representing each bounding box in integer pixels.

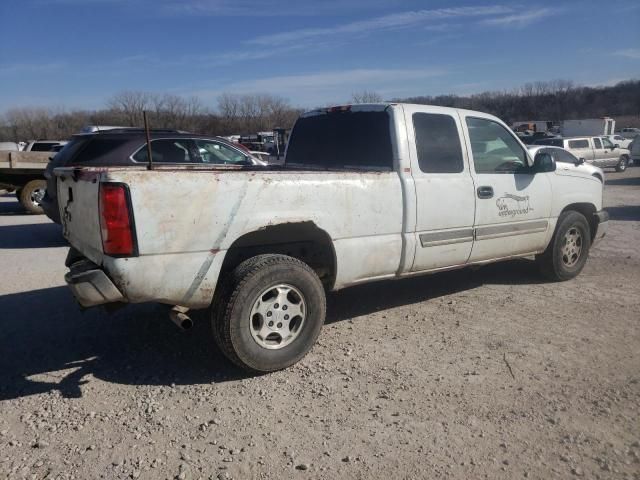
[{"left": 169, "top": 306, "right": 193, "bottom": 330}]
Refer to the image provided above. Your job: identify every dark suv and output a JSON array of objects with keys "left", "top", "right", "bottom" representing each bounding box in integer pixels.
[{"left": 43, "top": 129, "right": 265, "bottom": 223}]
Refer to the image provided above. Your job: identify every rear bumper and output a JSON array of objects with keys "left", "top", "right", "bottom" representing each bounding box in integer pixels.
[
  {"left": 593, "top": 210, "right": 609, "bottom": 246},
  {"left": 65, "top": 260, "right": 125, "bottom": 308}
]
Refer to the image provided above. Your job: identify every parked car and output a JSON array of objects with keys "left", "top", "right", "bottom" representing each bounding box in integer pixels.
[
  {"left": 619, "top": 127, "right": 640, "bottom": 140},
  {"left": 56, "top": 103, "right": 607, "bottom": 372},
  {"left": 527, "top": 145, "right": 604, "bottom": 182},
  {"left": 43, "top": 129, "right": 267, "bottom": 223},
  {"left": 603, "top": 134, "right": 633, "bottom": 149},
  {"left": 0, "top": 142, "right": 20, "bottom": 151},
  {"left": 533, "top": 136, "right": 631, "bottom": 172},
  {"left": 630, "top": 139, "right": 640, "bottom": 166}
]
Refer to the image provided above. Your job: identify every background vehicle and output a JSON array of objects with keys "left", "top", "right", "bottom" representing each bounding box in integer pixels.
[
  {"left": 0, "top": 150, "right": 52, "bottom": 213},
  {"left": 0, "top": 142, "right": 20, "bottom": 151},
  {"left": 630, "top": 139, "right": 640, "bottom": 166},
  {"left": 534, "top": 136, "right": 630, "bottom": 172},
  {"left": 561, "top": 118, "right": 615, "bottom": 137},
  {"left": 56, "top": 104, "right": 607, "bottom": 373},
  {"left": 43, "top": 129, "right": 267, "bottom": 223},
  {"left": 619, "top": 127, "right": 640, "bottom": 140},
  {"left": 604, "top": 134, "right": 633, "bottom": 149},
  {"left": 527, "top": 145, "right": 605, "bottom": 182}
]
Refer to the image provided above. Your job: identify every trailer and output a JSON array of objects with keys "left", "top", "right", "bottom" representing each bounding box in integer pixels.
[
  {"left": 0, "top": 150, "right": 51, "bottom": 213},
  {"left": 561, "top": 118, "right": 616, "bottom": 137}
]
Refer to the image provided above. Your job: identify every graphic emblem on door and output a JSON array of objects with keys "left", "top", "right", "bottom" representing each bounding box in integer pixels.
[{"left": 496, "top": 193, "right": 533, "bottom": 217}]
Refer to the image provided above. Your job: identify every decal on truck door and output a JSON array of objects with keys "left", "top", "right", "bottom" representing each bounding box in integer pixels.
[{"left": 496, "top": 193, "right": 533, "bottom": 217}]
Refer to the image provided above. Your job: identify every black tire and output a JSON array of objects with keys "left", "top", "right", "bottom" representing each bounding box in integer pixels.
[
  {"left": 212, "top": 254, "right": 326, "bottom": 373},
  {"left": 536, "top": 210, "right": 591, "bottom": 281},
  {"left": 615, "top": 156, "right": 627, "bottom": 172},
  {"left": 19, "top": 180, "right": 46, "bottom": 214}
]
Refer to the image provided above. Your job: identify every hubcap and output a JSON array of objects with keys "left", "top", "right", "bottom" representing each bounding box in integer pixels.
[
  {"left": 561, "top": 227, "right": 583, "bottom": 267},
  {"left": 249, "top": 284, "right": 306, "bottom": 350},
  {"left": 30, "top": 188, "right": 45, "bottom": 206}
]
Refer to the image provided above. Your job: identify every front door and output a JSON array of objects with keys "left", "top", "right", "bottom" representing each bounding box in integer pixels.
[
  {"left": 403, "top": 105, "right": 476, "bottom": 271},
  {"left": 460, "top": 113, "right": 553, "bottom": 262},
  {"left": 600, "top": 137, "right": 619, "bottom": 167}
]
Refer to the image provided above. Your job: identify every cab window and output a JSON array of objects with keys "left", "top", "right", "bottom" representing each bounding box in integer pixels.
[
  {"left": 550, "top": 148, "right": 578, "bottom": 164},
  {"left": 601, "top": 137, "right": 614, "bottom": 149},
  {"left": 413, "top": 113, "right": 464, "bottom": 173},
  {"left": 466, "top": 117, "right": 528, "bottom": 173},
  {"left": 568, "top": 139, "right": 589, "bottom": 149}
]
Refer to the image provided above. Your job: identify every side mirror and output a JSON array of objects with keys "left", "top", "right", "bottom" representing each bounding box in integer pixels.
[
  {"left": 576, "top": 157, "right": 585, "bottom": 166},
  {"left": 614, "top": 144, "right": 619, "bottom": 149},
  {"left": 533, "top": 152, "right": 556, "bottom": 173}
]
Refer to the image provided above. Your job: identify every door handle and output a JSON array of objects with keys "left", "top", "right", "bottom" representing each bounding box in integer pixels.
[{"left": 477, "top": 186, "right": 494, "bottom": 199}]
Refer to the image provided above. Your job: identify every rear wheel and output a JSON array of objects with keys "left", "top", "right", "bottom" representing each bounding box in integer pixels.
[
  {"left": 615, "top": 156, "right": 628, "bottom": 172},
  {"left": 212, "top": 254, "right": 326, "bottom": 372},
  {"left": 536, "top": 210, "right": 591, "bottom": 281},
  {"left": 19, "top": 180, "right": 46, "bottom": 214}
]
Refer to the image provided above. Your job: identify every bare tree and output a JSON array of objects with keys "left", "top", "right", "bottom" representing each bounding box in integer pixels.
[{"left": 351, "top": 90, "right": 383, "bottom": 104}]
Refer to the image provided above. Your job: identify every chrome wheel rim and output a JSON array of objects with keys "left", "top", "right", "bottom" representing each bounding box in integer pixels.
[
  {"left": 249, "top": 284, "right": 306, "bottom": 350},
  {"left": 30, "top": 188, "right": 45, "bottom": 206},
  {"left": 561, "top": 227, "right": 583, "bottom": 267}
]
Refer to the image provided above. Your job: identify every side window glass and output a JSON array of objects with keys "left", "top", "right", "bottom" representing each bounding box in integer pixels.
[
  {"left": 568, "top": 139, "right": 588, "bottom": 149},
  {"left": 133, "top": 139, "right": 196, "bottom": 163},
  {"left": 466, "top": 117, "right": 527, "bottom": 173},
  {"left": 552, "top": 149, "right": 577, "bottom": 164},
  {"left": 593, "top": 138, "right": 602, "bottom": 149},
  {"left": 195, "top": 140, "right": 249, "bottom": 164},
  {"left": 601, "top": 138, "right": 613, "bottom": 149},
  {"left": 413, "top": 113, "right": 464, "bottom": 173}
]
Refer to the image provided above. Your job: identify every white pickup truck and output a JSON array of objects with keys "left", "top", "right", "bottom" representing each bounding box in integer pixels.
[{"left": 56, "top": 104, "right": 608, "bottom": 372}]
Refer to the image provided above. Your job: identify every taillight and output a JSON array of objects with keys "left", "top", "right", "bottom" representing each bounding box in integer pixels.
[{"left": 99, "top": 183, "right": 135, "bottom": 256}]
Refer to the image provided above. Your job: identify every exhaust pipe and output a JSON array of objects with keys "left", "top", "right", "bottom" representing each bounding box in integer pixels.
[{"left": 169, "top": 306, "right": 193, "bottom": 331}]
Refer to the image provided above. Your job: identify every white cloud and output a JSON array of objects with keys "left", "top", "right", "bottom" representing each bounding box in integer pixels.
[
  {"left": 481, "top": 8, "right": 556, "bottom": 27},
  {"left": 614, "top": 48, "right": 640, "bottom": 60},
  {"left": 248, "top": 5, "right": 512, "bottom": 46}
]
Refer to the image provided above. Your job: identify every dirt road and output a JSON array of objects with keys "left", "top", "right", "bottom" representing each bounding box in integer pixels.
[{"left": 0, "top": 170, "right": 638, "bottom": 480}]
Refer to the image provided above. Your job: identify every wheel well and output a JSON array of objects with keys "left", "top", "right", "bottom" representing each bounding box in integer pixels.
[
  {"left": 561, "top": 203, "right": 597, "bottom": 241},
  {"left": 591, "top": 173, "right": 603, "bottom": 183},
  {"left": 219, "top": 222, "right": 337, "bottom": 290}
]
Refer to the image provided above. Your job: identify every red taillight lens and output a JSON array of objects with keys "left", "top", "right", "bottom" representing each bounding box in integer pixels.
[{"left": 99, "top": 184, "right": 134, "bottom": 256}]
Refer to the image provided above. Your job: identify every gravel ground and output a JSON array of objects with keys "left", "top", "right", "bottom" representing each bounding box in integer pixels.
[{"left": 0, "top": 169, "right": 639, "bottom": 480}]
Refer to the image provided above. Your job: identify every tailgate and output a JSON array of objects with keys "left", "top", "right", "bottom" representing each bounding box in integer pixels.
[{"left": 56, "top": 168, "right": 105, "bottom": 265}]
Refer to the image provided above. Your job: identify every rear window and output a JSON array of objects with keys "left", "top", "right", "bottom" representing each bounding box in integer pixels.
[
  {"left": 74, "top": 138, "right": 130, "bottom": 164},
  {"left": 285, "top": 110, "right": 393, "bottom": 169}
]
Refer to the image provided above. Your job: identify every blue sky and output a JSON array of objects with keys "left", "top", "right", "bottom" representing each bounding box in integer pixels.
[{"left": 0, "top": 0, "right": 638, "bottom": 112}]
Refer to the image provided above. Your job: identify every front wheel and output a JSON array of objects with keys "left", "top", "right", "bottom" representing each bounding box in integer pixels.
[
  {"left": 536, "top": 210, "right": 591, "bottom": 281},
  {"left": 212, "top": 254, "right": 326, "bottom": 372},
  {"left": 615, "top": 156, "right": 628, "bottom": 172},
  {"left": 19, "top": 180, "right": 46, "bottom": 214}
]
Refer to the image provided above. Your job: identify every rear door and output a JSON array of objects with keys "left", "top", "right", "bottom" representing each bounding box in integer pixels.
[
  {"left": 460, "top": 112, "right": 552, "bottom": 262},
  {"left": 402, "top": 105, "right": 476, "bottom": 271}
]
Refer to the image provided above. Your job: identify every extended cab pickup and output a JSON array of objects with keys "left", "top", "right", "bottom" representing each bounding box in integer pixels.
[{"left": 56, "top": 104, "right": 608, "bottom": 372}]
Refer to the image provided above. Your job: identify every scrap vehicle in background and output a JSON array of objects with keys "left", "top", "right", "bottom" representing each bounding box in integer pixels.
[
  {"left": 527, "top": 145, "right": 604, "bottom": 183},
  {"left": 55, "top": 103, "right": 607, "bottom": 373},
  {"left": 533, "top": 135, "right": 631, "bottom": 172},
  {"left": 619, "top": 127, "right": 640, "bottom": 140},
  {"left": 0, "top": 149, "right": 52, "bottom": 213},
  {"left": 22, "top": 140, "right": 68, "bottom": 152},
  {"left": 630, "top": 139, "right": 640, "bottom": 166},
  {"left": 603, "top": 134, "right": 634, "bottom": 149},
  {"left": 43, "top": 129, "right": 267, "bottom": 223}
]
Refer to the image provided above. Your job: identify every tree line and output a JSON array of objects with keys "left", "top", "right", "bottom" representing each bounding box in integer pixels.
[{"left": 0, "top": 79, "right": 638, "bottom": 142}]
